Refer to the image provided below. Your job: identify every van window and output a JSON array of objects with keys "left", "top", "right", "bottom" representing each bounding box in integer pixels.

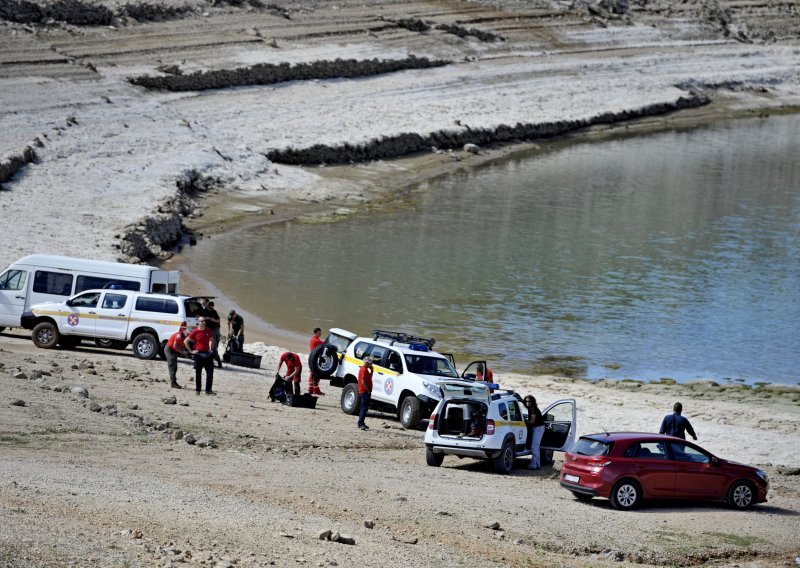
[
  {"left": 76, "top": 275, "right": 140, "bottom": 293},
  {"left": 353, "top": 341, "right": 370, "bottom": 360},
  {"left": 33, "top": 271, "right": 73, "bottom": 296},
  {"left": 498, "top": 402, "right": 509, "bottom": 420},
  {"left": 508, "top": 401, "right": 521, "bottom": 422},
  {"left": 135, "top": 297, "right": 179, "bottom": 314},
  {"left": 102, "top": 294, "right": 128, "bottom": 310},
  {"left": 0, "top": 269, "right": 27, "bottom": 291}
]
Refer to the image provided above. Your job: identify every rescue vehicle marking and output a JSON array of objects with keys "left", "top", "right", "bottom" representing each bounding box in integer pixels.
[
  {"left": 67, "top": 314, "right": 79, "bottom": 326},
  {"left": 384, "top": 377, "right": 394, "bottom": 395}
]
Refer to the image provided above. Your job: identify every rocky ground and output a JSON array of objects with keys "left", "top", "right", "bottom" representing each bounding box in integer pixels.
[{"left": 1, "top": 332, "right": 799, "bottom": 567}]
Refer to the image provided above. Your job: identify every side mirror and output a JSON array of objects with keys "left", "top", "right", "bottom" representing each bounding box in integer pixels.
[
  {"left": 710, "top": 456, "right": 720, "bottom": 466},
  {"left": 66, "top": 299, "right": 74, "bottom": 307}
]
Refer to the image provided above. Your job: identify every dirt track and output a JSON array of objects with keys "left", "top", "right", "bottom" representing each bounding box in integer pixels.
[{"left": 2, "top": 332, "right": 799, "bottom": 567}]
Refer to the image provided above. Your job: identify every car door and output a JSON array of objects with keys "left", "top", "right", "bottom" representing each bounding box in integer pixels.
[
  {"left": 94, "top": 292, "right": 130, "bottom": 339},
  {"left": 460, "top": 361, "right": 489, "bottom": 381},
  {"left": 369, "top": 344, "right": 396, "bottom": 404},
  {"left": 668, "top": 441, "right": 728, "bottom": 499},
  {"left": 61, "top": 291, "right": 101, "bottom": 336},
  {"left": 506, "top": 400, "right": 528, "bottom": 452},
  {"left": 540, "top": 399, "right": 576, "bottom": 451},
  {"left": 0, "top": 267, "right": 28, "bottom": 327},
  {"left": 623, "top": 441, "right": 676, "bottom": 498}
]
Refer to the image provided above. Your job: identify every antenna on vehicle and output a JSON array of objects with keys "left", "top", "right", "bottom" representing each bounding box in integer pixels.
[{"left": 602, "top": 426, "right": 610, "bottom": 436}]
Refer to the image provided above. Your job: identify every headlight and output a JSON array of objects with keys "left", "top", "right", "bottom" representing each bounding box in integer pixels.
[
  {"left": 756, "top": 470, "right": 769, "bottom": 484},
  {"left": 422, "top": 381, "right": 442, "bottom": 399}
]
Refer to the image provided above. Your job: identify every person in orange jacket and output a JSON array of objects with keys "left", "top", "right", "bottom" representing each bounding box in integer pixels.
[
  {"left": 357, "top": 355, "right": 374, "bottom": 430},
  {"left": 307, "top": 327, "right": 325, "bottom": 396}
]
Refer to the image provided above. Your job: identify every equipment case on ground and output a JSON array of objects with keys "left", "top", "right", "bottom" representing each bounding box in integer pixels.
[{"left": 229, "top": 351, "right": 262, "bottom": 369}]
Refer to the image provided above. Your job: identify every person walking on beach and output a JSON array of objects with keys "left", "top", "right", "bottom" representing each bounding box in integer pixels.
[
  {"left": 659, "top": 402, "right": 697, "bottom": 440},
  {"left": 524, "top": 395, "right": 545, "bottom": 470},
  {"left": 357, "top": 355, "right": 374, "bottom": 431},
  {"left": 227, "top": 309, "right": 245, "bottom": 352},
  {"left": 165, "top": 325, "right": 189, "bottom": 389},
  {"left": 277, "top": 351, "right": 303, "bottom": 396},
  {"left": 186, "top": 317, "right": 216, "bottom": 394},
  {"left": 307, "top": 327, "right": 325, "bottom": 396}
]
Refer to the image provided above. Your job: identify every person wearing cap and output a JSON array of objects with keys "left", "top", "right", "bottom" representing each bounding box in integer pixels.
[
  {"left": 357, "top": 355, "right": 374, "bottom": 431},
  {"left": 186, "top": 318, "right": 216, "bottom": 395},
  {"left": 165, "top": 325, "right": 189, "bottom": 389},
  {"left": 227, "top": 309, "right": 245, "bottom": 353},
  {"left": 277, "top": 351, "right": 303, "bottom": 396}
]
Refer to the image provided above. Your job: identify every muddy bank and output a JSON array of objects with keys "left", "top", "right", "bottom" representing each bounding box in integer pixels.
[
  {"left": 266, "top": 92, "right": 708, "bottom": 165},
  {"left": 129, "top": 55, "right": 451, "bottom": 92}
]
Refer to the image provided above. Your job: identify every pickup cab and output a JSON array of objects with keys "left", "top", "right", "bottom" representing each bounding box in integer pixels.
[{"left": 21, "top": 289, "right": 202, "bottom": 359}]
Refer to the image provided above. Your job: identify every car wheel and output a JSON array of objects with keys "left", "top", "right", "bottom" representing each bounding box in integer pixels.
[
  {"left": 572, "top": 491, "right": 593, "bottom": 502},
  {"left": 59, "top": 336, "right": 81, "bottom": 349},
  {"left": 32, "top": 322, "right": 60, "bottom": 349},
  {"left": 426, "top": 448, "right": 444, "bottom": 467},
  {"left": 309, "top": 344, "right": 338, "bottom": 377},
  {"left": 399, "top": 396, "right": 423, "bottom": 430},
  {"left": 493, "top": 438, "right": 516, "bottom": 474},
  {"left": 95, "top": 338, "right": 126, "bottom": 350},
  {"left": 132, "top": 332, "right": 159, "bottom": 360},
  {"left": 610, "top": 479, "right": 642, "bottom": 510},
  {"left": 726, "top": 480, "right": 755, "bottom": 509},
  {"left": 540, "top": 448, "right": 554, "bottom": 466},
  {"left": 340, "top": 383, "right": 360, "bottom": 415}
]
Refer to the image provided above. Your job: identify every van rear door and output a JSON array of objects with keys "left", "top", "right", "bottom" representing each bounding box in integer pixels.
[
  {"left": 0, "top": 266, "right": 29, "bottom": 327},
  {"left": 149, "top": 270, "right": 180, "bottom": 294}
]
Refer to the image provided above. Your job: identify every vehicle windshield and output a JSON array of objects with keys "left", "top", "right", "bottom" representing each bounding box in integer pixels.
[
  {"left": 571, "top": 437, "right": 613, "bottom": 456},
  {"left": 404, "top": 354, "right": 459, "bottom": 378}
]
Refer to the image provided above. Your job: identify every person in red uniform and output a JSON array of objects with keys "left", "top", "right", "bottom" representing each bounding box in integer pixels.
[
  {"left": 357, "top": 355, "right": 374, "bottom": 430},
  {"left": 307, "top": 327, "right": 325, "bottom": 396},
  {"left": 165, "top": 325, "right": 189, "bottom": 389},
  {"left": 476, "top": 363, "right": 494, "bottom": 382},
  {"left": 278, "top": 351, "right": 303, "bottom": 396},
  {"left": 186, "top": 318, "right": 216, "bottom": 394}
]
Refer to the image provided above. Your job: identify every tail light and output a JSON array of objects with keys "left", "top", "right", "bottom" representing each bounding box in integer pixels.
[
  {"left": 485, "top": 419, "right": 495, "bottom": 435},
  {"left": 428, "top": 413, "right": 436, "bottom": 429}
]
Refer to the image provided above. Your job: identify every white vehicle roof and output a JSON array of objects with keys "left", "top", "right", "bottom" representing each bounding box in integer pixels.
[{"left": 9, "top": 255, "right": 163, "bottom": 278}]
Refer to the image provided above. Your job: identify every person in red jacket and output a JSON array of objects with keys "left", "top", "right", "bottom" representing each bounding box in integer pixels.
[
  {"left": 357, "top": 355, "right": 374, "bottom": 430},
  {"left": 307, "top": 327, "right": 325, "bottom": 396},
  {"left": 278, "top": 351, "right": 303, "bottom": 396},
  {"left": 165, "top": 325, "right": 189, "bottom": 389},
  {"left": 186, "top": 318, "right": 216, "bottom": 394},
  {"left": 476, "top": 363, "right": 493, "bottom": 382}
]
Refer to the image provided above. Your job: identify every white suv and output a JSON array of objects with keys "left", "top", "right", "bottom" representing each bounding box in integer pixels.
[
  {"left": 317, "top": 329, "right": 488, "bottom": 429},
  {"left": 424, "top": 380, "right": 576, "bottom": 474}
]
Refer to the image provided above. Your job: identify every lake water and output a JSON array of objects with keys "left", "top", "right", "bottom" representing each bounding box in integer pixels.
[{"left": 186, "top": 115, "right": 800, "bottom": 385}]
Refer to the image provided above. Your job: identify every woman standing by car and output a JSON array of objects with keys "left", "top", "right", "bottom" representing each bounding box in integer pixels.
[{"left": 524, "top": 395, "right": 546, "bottom": 470}]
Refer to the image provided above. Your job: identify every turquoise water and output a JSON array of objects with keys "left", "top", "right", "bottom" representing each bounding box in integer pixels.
[{"left": 187, "top": 115, "right": 800, "bottom": 385}]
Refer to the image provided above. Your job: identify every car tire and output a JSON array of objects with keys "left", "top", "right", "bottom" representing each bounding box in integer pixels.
[
  {"left": 572, "top": 491, "right": 593, "bottom": 502},
  {"left": 132, "top": 332, "right": 159, "bottom": 360},
  {"left": 340, "top": 383, "right": 360, "bottom": 415},
  {"left": 95, "top": 338, "right": 126, "bottom": 350},
  {"left": 309, "top": 344, "right": 338, "bottom": 377},
  {"left": 610, "top": 479, "right": 642, "bottom": 510},
  {"left": 493, "top": 438, "right": 516, "bottom": 474},
  {"left": 426, "top": 448, "right": 444, "bottom": 467},
  {"left": 32, "top": 322, "right": 60, "bottom": 349},
  {"left": 59, "top": 336, "right": 81, "bottom": 349},
  {"left": 726, "top": 480, "right": 755, "bottom": 509},
  {"left": 399, "top": 396, "right": 423, "bottom": 430},
  {"left": 540, "top": 448, "right": 554, "bottom": 467}
]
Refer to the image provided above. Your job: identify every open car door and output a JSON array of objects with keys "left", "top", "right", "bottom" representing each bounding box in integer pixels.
[
  {"left": 540, "top": 398, "right": 577, "bottom": 452},
  {"left": 460, "top": 361, "right": 489, "bottom": 381}
]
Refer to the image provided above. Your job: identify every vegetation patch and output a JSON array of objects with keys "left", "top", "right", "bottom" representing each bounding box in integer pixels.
[{"left": 530, "top": 355, "right": 587, "bottom": 378}]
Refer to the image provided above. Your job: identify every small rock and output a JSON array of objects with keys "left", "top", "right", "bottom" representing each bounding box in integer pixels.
[
  {"left": 196, "top": 437, "right": 217, "bottom": 449},
  {"left": 318, "top": 530, "right": 332, "bottom": 541},
  {"left": 13, "top": 371, "right": 27, "bottom": 380},
  {"left": 133, "top": 529, "right": 144, "bottom": 539},
  {"left": 78, "top": 360, "right": 94, "bottom": 370},
  {"left": 127, "top": 403, "right": 139, "bottom": 410},
  {"left": 364, "top": 520, "right": 374, "bottom": 529},
  {"left": 486, "top": 522, "right": 501, "bottom": 530},
  {"left": 463, "top": 143, "right": 480, "bottom": 154},
  {"left": 170, "top": 430, "right": 184, "bottom": 441},
  {"left": 71, "top": 386, "right": 89, "bottom": 398},
  {"left": 184, "top": 434, "right": 197, "bottom": 445},
  {"left": 11, "top": 399, "right": 26, "bottom": 407},
  {"left": 88, "top": 402, "right": 102, "bottom": 412},
  {"left": 162, "top": 395, "right": 177, "bottom": 405},
  {"left": 179, "top": 401, "right": 189, "bottom": 406}
]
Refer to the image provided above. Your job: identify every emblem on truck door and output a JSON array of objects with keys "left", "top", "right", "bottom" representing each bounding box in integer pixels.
[{"left": 67, "top": 314, "right": 79, "bottom": 326}]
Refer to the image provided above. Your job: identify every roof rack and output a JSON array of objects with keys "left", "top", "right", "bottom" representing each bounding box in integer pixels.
[{"left": 372, "top": 330, "right": 436, "bottom": 349}]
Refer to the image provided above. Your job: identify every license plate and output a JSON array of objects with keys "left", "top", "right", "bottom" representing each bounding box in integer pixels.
[{"left": 564, "top": 474, "right": 580, "bottom": 483}]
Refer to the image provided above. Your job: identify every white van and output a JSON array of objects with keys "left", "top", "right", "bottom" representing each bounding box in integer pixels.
[{"left": 0, "top": 255, "right": 180, "bottom": 332}]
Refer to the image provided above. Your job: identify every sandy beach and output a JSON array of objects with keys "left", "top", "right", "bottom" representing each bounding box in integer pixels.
[{"left": 2, "top": 0, "right": 800, "bottom": 566}]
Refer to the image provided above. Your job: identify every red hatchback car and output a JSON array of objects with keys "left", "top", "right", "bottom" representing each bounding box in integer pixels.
[{"left": 560, "top": 432, "right": 769, "bottom": 510}]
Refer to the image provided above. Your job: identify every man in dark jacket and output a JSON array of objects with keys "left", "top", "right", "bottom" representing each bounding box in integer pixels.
[{"left": 659, "top": 402, "right": 697, "bottom": 440}]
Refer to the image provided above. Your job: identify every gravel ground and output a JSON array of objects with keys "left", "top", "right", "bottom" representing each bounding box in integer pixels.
[{"left": 1, "top": 332, "right": 799, "bottom": 567}]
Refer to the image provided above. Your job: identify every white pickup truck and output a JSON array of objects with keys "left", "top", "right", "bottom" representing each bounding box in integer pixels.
[{"left": 21, "top": 289, "right": 202, "bottom": 359}]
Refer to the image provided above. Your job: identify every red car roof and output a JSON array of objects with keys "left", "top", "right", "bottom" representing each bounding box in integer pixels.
[{"left": 580, "top": 432, "right": 682, "bottom": 443}]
